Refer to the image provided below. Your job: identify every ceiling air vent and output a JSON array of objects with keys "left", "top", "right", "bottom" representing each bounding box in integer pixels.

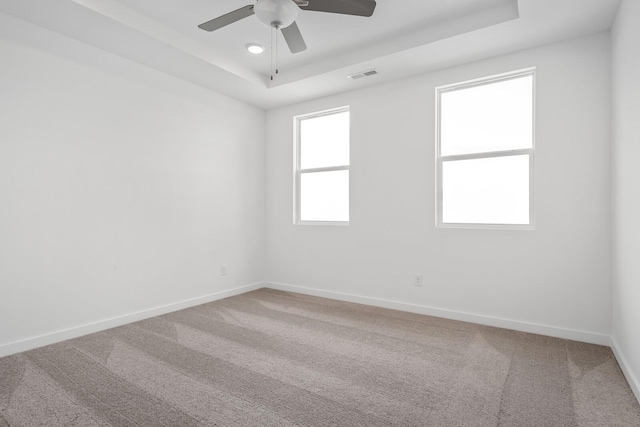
[{"left": 347, "top": 69, "right": 378, "bottom": 80}]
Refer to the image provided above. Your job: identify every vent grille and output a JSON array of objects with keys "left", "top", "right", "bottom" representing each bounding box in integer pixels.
[{"left": 347, "top": 69, "right": 378, "bottom": 80}]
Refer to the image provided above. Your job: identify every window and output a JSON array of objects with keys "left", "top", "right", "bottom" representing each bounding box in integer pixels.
[
  {"left": 436, "top": 69, "right": 535, "bottom": 229},
  {"left": 295, "top": 107, "right": 350, "bottom": 224}
]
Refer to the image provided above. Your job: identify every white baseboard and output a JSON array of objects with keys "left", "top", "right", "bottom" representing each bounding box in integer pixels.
[
  {"left": 0, "top": 282, "right": 263, "bottom": 358},
  {"left": 264, "top": 282, "right": 611, "bottom": 346},
  {"left": 610, "top": 336, "right": 640, "bottom": 405}
]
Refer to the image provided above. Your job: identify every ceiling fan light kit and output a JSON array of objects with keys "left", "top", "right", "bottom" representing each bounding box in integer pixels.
[{"left": 254, "top": 0, "right": 299, "bottom": 29}]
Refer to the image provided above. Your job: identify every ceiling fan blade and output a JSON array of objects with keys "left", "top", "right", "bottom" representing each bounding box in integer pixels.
[
  {"left": 281, "top": 21, "right": 307, "bottom": 53},
  {"left": 300, "top": 0, "right": 376, "bottom": 17},
  {"left": 198, "top": 5, "right": 254, "bottom": 32}
]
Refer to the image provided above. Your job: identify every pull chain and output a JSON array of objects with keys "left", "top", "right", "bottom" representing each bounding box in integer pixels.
[
  {"left": 270, "top": 26, "right": 274, "bottom": 81},
  {"left": 270, "top": 26, "right": 281, "bottom": 81},
  {"left": 275, "top": 26, "right": 279, "bottom": 76}
]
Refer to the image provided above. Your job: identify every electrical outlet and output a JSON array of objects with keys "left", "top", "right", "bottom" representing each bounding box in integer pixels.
[
  {"left": 414, "top": 274, "right": 423, "bottom": 287},
  {"left": 220, "top": 265, "right": 227, "bottom": 276}
]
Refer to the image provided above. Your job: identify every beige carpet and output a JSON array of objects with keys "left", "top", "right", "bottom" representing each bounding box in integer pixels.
[{"left": 1, "top": 288, "right": 639, "bottom": 426}]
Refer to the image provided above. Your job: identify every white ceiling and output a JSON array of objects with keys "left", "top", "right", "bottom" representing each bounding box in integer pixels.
[{"left": 0, "top": 0, "right": 621, "bottom": 109}]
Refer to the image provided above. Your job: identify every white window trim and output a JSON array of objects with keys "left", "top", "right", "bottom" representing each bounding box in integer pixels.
[
  {"left": 435, "top": 68, "right": 536, "bottom": 231},
  {"left": 294, "top": 106, "right": 350, "bottom": 226}
]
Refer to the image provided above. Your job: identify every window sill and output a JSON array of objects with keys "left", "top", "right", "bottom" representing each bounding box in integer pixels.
[
  {"left": 437, "top": 222, "right": 535, "bottom": 231},
  {"left": 295, "top": 221, "right": 350, "bottom": 226}
]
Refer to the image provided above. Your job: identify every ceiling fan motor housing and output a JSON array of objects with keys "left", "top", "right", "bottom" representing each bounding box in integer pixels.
[{"left": 254, "top": 0, "right": 299, "bottom": 28}]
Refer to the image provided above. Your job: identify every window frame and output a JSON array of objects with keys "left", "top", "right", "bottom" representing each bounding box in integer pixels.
[
  {"left": 294, "top": 106, "right": 350, "bottom": 226},
  {"left": 435, "top": 68, "right": 536, "bottom": 230}
]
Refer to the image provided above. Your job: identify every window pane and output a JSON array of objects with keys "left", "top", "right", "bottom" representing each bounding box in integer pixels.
[
  {"left": 300, "top": 111, "right": 350, "bottom": 169},
  {"left": 442, "top": 155, "right": 529, "bottom": 225},
  {"left": 441, "top": 75, "right": 533, "bottom": 156},
  {"left": 300, "top": 170, "right": 349, "bottom": 222}
]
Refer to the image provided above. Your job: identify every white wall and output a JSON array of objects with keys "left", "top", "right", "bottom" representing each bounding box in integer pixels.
[
  {"left": 0, "top": 14, "right": 265, "bottom": 353},
  {"left": 266, "top": 33, "right": 612, "bottom": 341},
  {"left": 0, "top": 9, "right": 619, "bottom": 363},
  {"left": 611, "top": 0, "right": 640, "bottom": 400}
]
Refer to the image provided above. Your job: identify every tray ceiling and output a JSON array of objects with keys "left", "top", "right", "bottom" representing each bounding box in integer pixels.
[{"left": 0, "top": 0, "right": 622, "bottom": 109}]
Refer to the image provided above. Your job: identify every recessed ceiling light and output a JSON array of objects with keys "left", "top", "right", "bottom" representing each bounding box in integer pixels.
[{"left": 246, "top": 43, "right": 264, "bottom": 54}]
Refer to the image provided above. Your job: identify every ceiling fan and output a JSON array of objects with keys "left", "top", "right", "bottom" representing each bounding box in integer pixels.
[{"left": 198, "top": 0, "right": 377, "bottom": 54}]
